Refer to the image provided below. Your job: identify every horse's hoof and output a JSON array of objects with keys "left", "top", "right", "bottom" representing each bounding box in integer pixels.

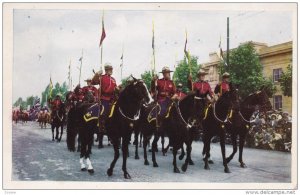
[
  {"left": 204, "top": 165, "right": 210, "bottom": 170},
  {"left": 162, "top": 152, "right": 167, "bottom": 156},
  {"left": 98, "top": 145, "right": 103, "bottom": 149},
  {"left": 144, "top": 160, "right": 149, "bottom": 165},
  {"left": 179, "top": 154, "right": 185, "bottom": 160},
  {"left": 240, "top": 163, "right": 247, "bottom": 168},
  {"left": 52, "top": 139, "right": 54, "bottom": 141},
  {"left": 108, "top": 143, "right": 111, "bottom": 146},
  {"left": 88, "top": 169, "right": 94, "bottom": 174},
  {"left": 153, "top": 162, "right": 159, "bottom": 167},
  {"left": 188, "top": 159, "right": 194, "bottom": 165},
  {"left": 208, "top": 160, "right": 214, "bottom": 164},
  {"left": 174, "top": 167, "right": 180, "bottom": 173},
  {"left": 124, "top": 173, "right": 131, "bottom": 179},
  {"left": 148, "top": 149, "right": 152, "bottom": 152},
  {"left": 81, "top": 168, "right": 87, "bottom": 171},
  {"left": 224, "top": 167, "right": 231, "bottom": 173},
  {"left": 107, "top": 168, "right": 113, "bottom": 176},
  {"left": 135, "top": 155, "right": 140, "bottom": 160},
  {"left": 181, "top": 164, "right": 187, "bottom": 172}
]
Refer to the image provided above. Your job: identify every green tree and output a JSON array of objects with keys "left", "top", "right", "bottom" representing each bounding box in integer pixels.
[
  {"left": 121, "top": 76, "right": 131, "bottom": 88},
  {"left": 173, "top": 55, "right": 200, "bottom": 93},
  {"left": 26, "top": 96, "right": 35, "bottom": 107},
  {"left": 41, "top": 84, "right": 50, "bottom": 106},
  {"left": 279, "top": 64, "right": 292, "bottom": 97},
  {"left": 140, "top": 70, "right": 152, "bottom": 90},
  {"left": 13, "top": 97, "right": 23, "bottom": 107},
  {"left": 218, "top": 42, "right": 276, "bottom": 98}
]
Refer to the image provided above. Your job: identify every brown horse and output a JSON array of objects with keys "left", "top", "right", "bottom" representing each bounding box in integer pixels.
[{"left": 38, "top": 111, "right": 51, "bottom": 128}]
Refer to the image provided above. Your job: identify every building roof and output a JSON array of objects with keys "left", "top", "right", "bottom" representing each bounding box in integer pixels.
[{"left": 259, "top": 41, "right": 292, "bottom": 58}]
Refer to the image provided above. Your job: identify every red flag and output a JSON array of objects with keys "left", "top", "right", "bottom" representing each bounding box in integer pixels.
[{"left": 99, "top": 19, "right": 106, "bottom": 47}]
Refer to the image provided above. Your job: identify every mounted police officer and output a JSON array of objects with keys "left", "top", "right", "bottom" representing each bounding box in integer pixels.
[
  {"left": 74, "top": 84, "right": 85, "bottom": 103},
  {"left": 175, "top": 83, "right": 186, "bottom": 100},
  {"left": 100, "top": 63, "right": 118, "bottom": 117},
  {"left": 151, "top": 66, "right": 176, "bottom": 117},
  {"left": 82, "top": 78, "right": 98, "bottom": 103},
  {"left": 214, "top": 72, "right": 231, "bottom": 97},
  {"left": 48, "top": 94, "right": 63, "bottom": 121},
  {"left": 188, "top": 69, "right": 214, "bottom": 103}
]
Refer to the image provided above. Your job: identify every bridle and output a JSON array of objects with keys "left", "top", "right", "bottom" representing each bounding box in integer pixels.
[
  {"left": 118, "top": 106, "right": 141, "bottom": 121},
  {"left": 176, "top": 101, "right": 192, "bottom": 129}
]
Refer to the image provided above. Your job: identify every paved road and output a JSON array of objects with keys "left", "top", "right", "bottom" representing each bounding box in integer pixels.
[{"left": 12, "top": 122, "right": 291, "bottom": 182}]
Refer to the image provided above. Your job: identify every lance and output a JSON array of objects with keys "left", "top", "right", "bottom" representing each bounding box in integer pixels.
[{"left": 78, "top": 49, "right": 83, "bottom": 86}]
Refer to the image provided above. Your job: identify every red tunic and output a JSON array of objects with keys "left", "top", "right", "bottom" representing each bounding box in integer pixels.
[
  {"left": 100, "top": 74, "right": 117, "bottom": 101},
  {"left": 175, "top": 90, "right": 187, "bottom": 100},
  {"left": 215, "top": 81, "right": 230, "bottom": 95},
  {"left": 193, "top": 81, "right": 213, "bottom": 98},
  {"left": 154, "top": 78, "right": 176, "bottom": 101},
  {"left": 50, "top": 99, "right": 62, "bottom": 111},
  {"left": 82, "top": 86, "right": 99, "bottom": 101}
]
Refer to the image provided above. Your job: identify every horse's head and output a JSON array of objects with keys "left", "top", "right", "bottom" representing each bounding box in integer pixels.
[
  {"left": 248, "top": 87, "right": 272, "bottom": 113},
  {"left": 180, "top": 92, "right": 205, "bottom": 129},
  {"left": 124, "top": 75, "right": 154, "bottom": 105},
  {"left": 219, "top": 83, "right": 240, "bottom": 111}
]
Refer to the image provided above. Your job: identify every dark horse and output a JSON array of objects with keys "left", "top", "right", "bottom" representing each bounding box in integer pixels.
[
  {"left": 106, "top": 77, "right": 153, "bottom": 179},
  {"left": 65, "top": 91, "right": 81, "bottom": 152},
  {"left": 137, "top": 91, "right": 205, "bottom": 173},
  {"left": 51, "top": 103, "right": 66, "bottom": 142},
  {"left": 225, "top": 88, "right": 272, "bottom": 168},
  {"left": 202, "top": 84, "right": 240, "bottom": 173}
]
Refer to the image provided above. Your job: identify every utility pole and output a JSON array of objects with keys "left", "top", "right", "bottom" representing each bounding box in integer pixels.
[{"left": 227, "top": 17, "right": 230, "bottom": 68}]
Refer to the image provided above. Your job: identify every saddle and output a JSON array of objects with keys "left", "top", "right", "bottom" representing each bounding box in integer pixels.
[
  {"left": 83, "top": 102, "right": 116, "bottom": 122},
  {"left": 147, "top": 102, "right": 174, "bottom": 123}
]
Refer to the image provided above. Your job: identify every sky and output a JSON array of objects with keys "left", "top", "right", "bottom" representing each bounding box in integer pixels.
[{"left": 12, "top": 8, "right": 293, "bottom": 102}]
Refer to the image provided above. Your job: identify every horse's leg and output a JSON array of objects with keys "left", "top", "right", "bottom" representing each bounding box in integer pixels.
[
  {"left": 203, "top": 135, "right": 212, "bottom": 170},
  {"left": 143, "top": 137, "right": 150, "bottom": 165},
  {"left": 162, "top": 143, "right": 170, "bottom": 156},
  {"left": 220, "top": 130, "right": 230, "bottom": 173},
  {"left": 187, "top": 140, "right": 194, "bottom": 165},
  {"left": 151, "top": 135, "right": 159, "bottom": 167},
  {"left": 179, "top": 144, "right": 185, "bottom": 160},
  {"left": 86, "top": 130, "right": 94, "bottom": 174},
  {"left": 79, "top": 132, "right": 87, "bottom": 171},
  {"left": 88, "top": 129, "right": 93, "bottom": 155},
  {"left": 51, "top": 125, "right": 55, "bottom": 141},
  {"left": 77, "top": 133, "right": 81, "bottom": 152},
  {"left": 122, "top": 137, "right": 131, "bottom": 179},
  {"left": 173, "top": 145, "right": 180, "bottom": 173},
  {"left": 59, "top": 124, "right": 63, "bottom": 142},
  {"left": 134, "top": 134, "right": 140, "bottom": 160},
  {"left": 181, "top": 142, "right": 191, "bottom": 172},
  {"left": 139, "top": 133, "right": 143, "bottom": 148},
  {"left": 98, "top": 132, "right": 104, "bottom": 149},
  {"left": 161, "top": 134, "right": 165, "bottom": 153},
  {"left": 226, "top": 133, "right": 237, "bottom": 164},
  {"left": 107, "top": 139, "right": 120, "bottom": 177},
  {"left": 55, "top": 126, "right": 59, "bottom": 140},
  {"left": 238, "top": 134, "right": 247, "bottom": 168}
]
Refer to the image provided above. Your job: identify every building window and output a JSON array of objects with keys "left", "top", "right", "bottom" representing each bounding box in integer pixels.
[
  {"left": 273, "top": 68, "right": 282, "bottom": 82},
  {"left": 273, "top": 95, "right": 282, "bottom": 110}
]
